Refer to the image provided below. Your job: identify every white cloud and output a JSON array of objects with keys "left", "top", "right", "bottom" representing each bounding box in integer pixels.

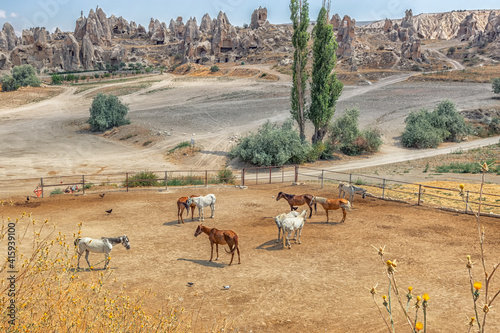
[
  {"left": 0, "top": 10, "right": 6, "bottom": 19},
  {"left": 10, "top": 12, "right": 17, "bottom": 18}
]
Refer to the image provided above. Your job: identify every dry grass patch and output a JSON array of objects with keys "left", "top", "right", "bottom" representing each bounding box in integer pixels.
[
  {"left": 409, "top": 64, "right": 500, "bottom": 83},
  {"left": 0, "top": 86, "right": 63, "bottom": 110}
]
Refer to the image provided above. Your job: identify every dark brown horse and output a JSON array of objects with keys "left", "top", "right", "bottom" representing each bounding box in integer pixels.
[
  {"left": 276, "top": 191, "right": 316, "bottom": 218},
  {"left": 194, "top": 224, "right": 241, "bottom": 265},
  {"left": 177, "top": 195, "right": 199, "bottom": 224}
]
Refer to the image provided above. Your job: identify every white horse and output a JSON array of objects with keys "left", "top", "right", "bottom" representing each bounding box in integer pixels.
[
  {"left": 282, "top": 210, "right": 307, "bottom": 249},
  {"left": 338, "top": 182, "right": 366, "bottom": 206},
  {"left": 187, "top": 194, "right": 216, "bottom": 221},
  {"left": 274, "top": 211, "right": 300, "bottom": 243},
  {"left": 75, "top": 235, "right": 130, "bottom": 269}
]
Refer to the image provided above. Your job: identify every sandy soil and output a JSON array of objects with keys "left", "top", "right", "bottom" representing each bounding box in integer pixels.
[{"left": 2, "top": 183, "right": 500, "bottom": 332}]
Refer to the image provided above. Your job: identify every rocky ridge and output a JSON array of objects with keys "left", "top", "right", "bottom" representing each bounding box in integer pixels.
[{"left": 0, "top": 7, "right": 499, "bottom": 73}]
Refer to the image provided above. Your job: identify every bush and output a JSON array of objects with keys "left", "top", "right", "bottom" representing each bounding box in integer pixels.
[
  {"left": 51, "top": 73, "right": 63, "bottom": 85},
  {"left": 12, "top": 64, "right": 41, "bottom": 87},
  {"left": 126, "top": 171, "right": 162, "bottom": 187},
  {"left": 328, "top": 109, "right": 383, "bottom": 156},
  {"left": 87, "top": 93, "right": 130, "bottom": 131},
  {"left": 216, "top": 168, "right": 235, "bottom": 184},
  {"left": 1, "top": 65, "right": 40, "bottom": 91},
  {"left": 402, "top": 110, "right": 445, "bottom": 148},
  {"left": 1, "top": 74, "right": 17, "bottom": 91},
  {"left": 489, "top": 117, "right": 500, "bottom": 135},
  {"left": 402, "top": 101, "right": 470, "bottom": 148},
  {"left": 229, "top": 120, "right": 311, "bottom": 166},
  {"left": 447, "top": 46, "right": 456, "bottom": 55},
  {"left": 65, "top": 73, "right": 76, "bottom": 81},
  {"left": 210, "top": 65, "right": 220, "bottom": 72},
  {"left": 493, "top": 78, "right": 500, "bottom": 94}
]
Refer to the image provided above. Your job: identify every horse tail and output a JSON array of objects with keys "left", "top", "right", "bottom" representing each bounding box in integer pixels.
[
  {"left": 224, "top": 233, "right": 238, "bottom": 254},
  {"left": 74, "top": 238, "right": 81, "bottom": 247},
  {"left": 181, "top": 202, "right": 190, "bottom": 216}
]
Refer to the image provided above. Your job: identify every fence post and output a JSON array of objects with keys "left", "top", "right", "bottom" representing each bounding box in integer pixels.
[
  {"left": 205, "top": 170, "right": 208, "bottom": 187},
  {"left": 282, "top": 167, "right": 284, "bottom": 183},
  {"left": 465, "top": 191, "right": 469, "bottom": 214},
  {"left": 242, "top": 168, "right": 245, "bottom": 187},
  {"left": 294, "top": 166, "right": 298, "bottom": 183},
  {"left": 382, "top": 179, "right": 386, "bottom": 199},
  {"left": 417, "top": 184, "right": 422, "bottom": 206},
  {"left": 256, "top": 168, "right": 258, "bottom": 185},
  {"left": 349, "top": 173, "right": 352, "bottom": 184},
  {"left": 269, "top": 167, "right": 272, "bottom": 184},
  {"left": 165, "top": 171, "right": 168, "bottom": 191},
  {"left": 126, "top": 173, "right": 129, "bottom": 192},
  {"left": 321, "top": 170, "right": 324, "bottom": 189},
  {"left": 82, "top": 175, "right": 85, "bottom": 195},
  {"left": 40, "top": 177, "right": 44, "bottom": 198}
]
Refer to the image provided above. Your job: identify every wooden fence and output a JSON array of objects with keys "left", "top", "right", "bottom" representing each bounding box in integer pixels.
[{"left": 1, "top": 166, "right": 499, "bottom": 217}]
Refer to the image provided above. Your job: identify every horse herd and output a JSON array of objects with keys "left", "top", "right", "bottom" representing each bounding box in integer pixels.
[{"left": 74, "top": 182, "right": 367, "bottom": 268}]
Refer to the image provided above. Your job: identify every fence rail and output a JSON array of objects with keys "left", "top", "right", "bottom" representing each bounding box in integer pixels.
[{"left": 1, "top": 166, "right": 499, "bottom": 217}]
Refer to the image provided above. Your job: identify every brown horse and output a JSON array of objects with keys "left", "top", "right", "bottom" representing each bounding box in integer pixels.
[
  {"left": 194, "top": 224, "right": 241, "bottom": 265},
  {"left": 312, "top": 196, "right": 351, "bottom": 223},
  {"left": 276, "top": 191, "right": 316, "bottom": 218},
  {"left": 177, "top": 195, "right": 199, "bottom": 224}
]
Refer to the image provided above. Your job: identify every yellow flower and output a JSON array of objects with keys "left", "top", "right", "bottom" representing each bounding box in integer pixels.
[
  {"left": 416, "top": 295, "right": 421, "bottom": 302},
  {"left": 415, "top": 322, "right": 423, "bottom": 331},
  {"left": 469, "top": 317, "right": 476, "bottom": 326},
  {"left": 474, "top": 282, "right": 482, "bottom": 290},
  {"left": 382, "top": 295, "right": 387, "bottom": 300},
  {"left": 459, "top": 184, "right": 465, "bottom": 190},
  {"left": 408, "top": 286, "right": 413, "bottom": 293},
  {"left": 423, "top": 293, "right": 430, "bottom": 301},
  {"left": 386, "top": 260, "right": 392, "bottom": 266}
]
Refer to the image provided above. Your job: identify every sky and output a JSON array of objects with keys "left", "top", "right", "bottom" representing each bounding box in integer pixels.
[{"left": 0, "top": 0, "right": 499, "bottom": 35}]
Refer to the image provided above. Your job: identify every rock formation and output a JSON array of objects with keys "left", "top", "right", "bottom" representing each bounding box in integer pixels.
[{"left": 250, "top": 7, "right": 268, "bottom": 29}]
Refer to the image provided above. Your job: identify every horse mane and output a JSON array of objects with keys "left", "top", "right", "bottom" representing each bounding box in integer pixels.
[{"left": 101, "top": 237, "right": 122, "bottom": 245}]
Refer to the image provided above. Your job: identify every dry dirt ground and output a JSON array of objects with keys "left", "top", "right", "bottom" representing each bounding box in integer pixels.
[{"left": 2, "top": 183, "right": 500, "bottom": 332}]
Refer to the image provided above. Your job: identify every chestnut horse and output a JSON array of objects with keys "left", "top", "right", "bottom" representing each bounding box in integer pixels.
[
  {"left": 194, "top": 224, "right": 240, "bottom": 265},
  {"left": 312, "top": 196, "right": 351, "bottom": 223},
  {"left": 177, "top": 195, "right": 199, "bottom": 224},
  {"left": 276, "top": 191, "right": 316, "bottom": 218}
]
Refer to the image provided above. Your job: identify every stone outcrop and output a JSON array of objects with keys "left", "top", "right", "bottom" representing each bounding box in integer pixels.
[
  {"left": 330, "top": 14, "right": 341, "bottom": 30},
  {"left": 250, "top": 7, "right": 267, "bottom": 29},
  {"left": 169, "top": 17, "right": 185, "bottom": 38},
  {"left": 0, "top": 23, "right": 18, "bottom": 51},
  {"left": 62, "top": 34, "right": 80, "bottom": 71},
  {"left": 200, "top": 13, "right": 212, "bottom": 32},
  {"left": 457, "top": 13, "right": 479, "bottom": 40},
  {"left": 336, "top": 15, "right": 356, "bottom": 58}
]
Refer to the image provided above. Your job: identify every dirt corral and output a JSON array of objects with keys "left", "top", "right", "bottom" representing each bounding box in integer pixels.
[{"left": 3, "top": 183, "right": 500, "bottom": 332}]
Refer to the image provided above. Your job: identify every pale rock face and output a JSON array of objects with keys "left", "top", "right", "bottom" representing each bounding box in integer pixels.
[
  {"left": 62, "top": 34, "right": 80, "bottom": 71},
  {"left": 200, "top": 13, "right": 212, "bottom": 33},
  {"left": 250, "top": 7, "right": 268, "bottom": 29},
  {"left": 3, "top": 22, "right": 18, "bottom": 51}
]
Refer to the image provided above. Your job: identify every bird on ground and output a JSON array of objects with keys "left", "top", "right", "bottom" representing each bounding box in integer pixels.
[
  {"left": 223, "top": 285, "right": 230, "bottom": 290},
  {"left": 105, "top": 209, "right": 113, "bottom": 214},
  {"left": 187, "top": 282, "right": 194, "bottom": 286},
  {"left": 25, "top": 196, "right": 30, "bottom": 204},
  {"left": 99, "top": 193, "right": 105, "bottom": 199}
]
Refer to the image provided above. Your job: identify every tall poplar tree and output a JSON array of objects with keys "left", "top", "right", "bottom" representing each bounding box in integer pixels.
[
  {"left": 308, "top": 6, "right": 343, "bottom": 144},
  {"left": 290, "top": 0, "right": 310, "bottom": 142}
]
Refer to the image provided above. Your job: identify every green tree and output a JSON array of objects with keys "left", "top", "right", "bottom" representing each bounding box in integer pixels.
[
  {"left": 88, "top": 93, "right": 130, "bottom": 131},
  {"left": 308, "top": 6, "right": 343, "bottom": 144},
  {"left": 493, "top": 78, "right": 500, "bottom": 94},
  {"left": 1, "top": 74, "right": 17, "bottom": 92},
  {"left": 290, "top": 0, "right": 310, "bottom": 142},
  {"left": 430, "top": 100, "right": 469, "bottom": 142},
  {"left": 12, "top": 64, "right": 41, "bottom": 87},
  {"left": 229, "top": 120, "right": 311, "bottom": 166},
  {"left": 51, "top": 74, "right": 63, "bottom": 85}
]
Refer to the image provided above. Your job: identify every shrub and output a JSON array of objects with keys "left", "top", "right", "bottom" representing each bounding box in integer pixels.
[
  {"left": 229, "top": 120, "right": 311, "bottom": 166},
  {"left": 216, "top": 168, "right": 235, "bottom": 184},
  {"left": 12, "top": 64, "right": 41, "bottom": 87},
  {"left": 50, "top": 188, "right": 64, "bottom": 195},
  {"left": 402, "top": 101, "right": 470, "bottom": 148},
  {"left": 447, "top": 46, "right": 456, "bottom": 55},
  {"left": 87, "top": 93, "right": 130, "bottom": 131},
  {"left": 51, "top": 73, "right": 63, "bottom": 85},
  {"left": 210, "top": 65, "right": 220, "bottom": 72},
  {"left": 489, "top": 117, "right": 500, "bottom": 135},
  {"left": 65, "top": 73, "right": 76, "bottom": 81},
  {"left": 168, "top": 141, "right": 191, "bottom": 153},
  {"left": 126, "top": 171, "right": 161, "bottom": 187},
  {"left": 493, "top": 78, "right": 500, "bottom": 94},
  {"left": 1, "top": 74, "right": 17, "bottom": 91},
  {"left": 402, "top": 110, "right": 444, "bottom": 148}
]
